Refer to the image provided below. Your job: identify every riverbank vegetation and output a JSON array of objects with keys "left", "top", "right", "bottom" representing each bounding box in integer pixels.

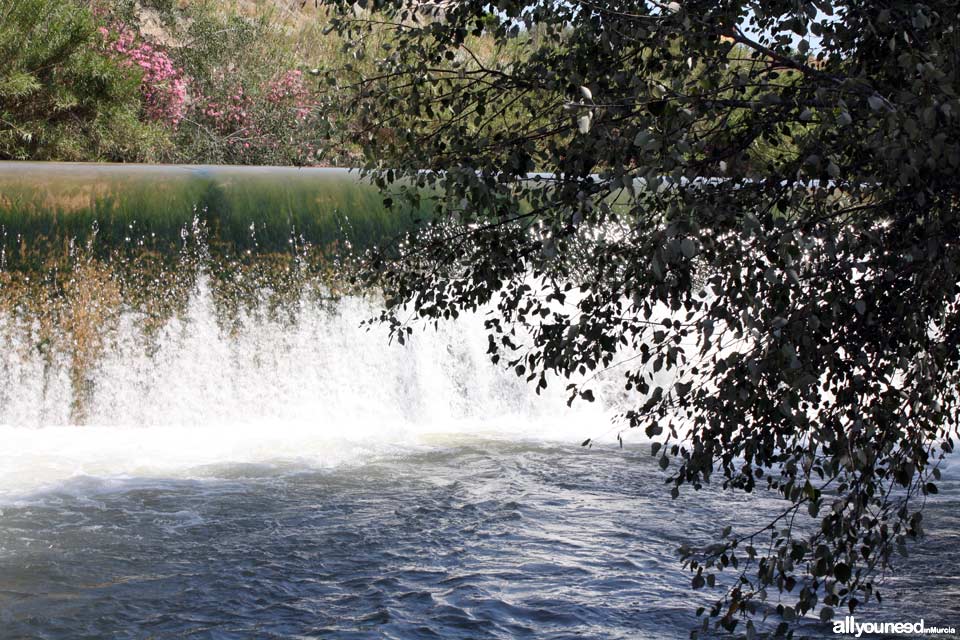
[
  {"left": 0, "top": 0, "right": 170, "bottom": 161},
  {"left": 1, "top": 0, "right": 574, "bottom": 168},
  {"left": 1, "top": 0, "right": 375, "bottom": 165}
]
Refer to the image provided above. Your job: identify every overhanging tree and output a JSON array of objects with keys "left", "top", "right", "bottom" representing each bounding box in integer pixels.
[{"left": 316, "top": 0, "right": 960, "bottom": 635}]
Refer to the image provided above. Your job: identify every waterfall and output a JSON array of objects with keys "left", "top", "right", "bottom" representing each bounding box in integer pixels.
[
  {"left": 0, "top": 161, "right": 629, "bottom": 498},
  {"left": 0, "top": 271, "right": 622, "bottom": 498}
]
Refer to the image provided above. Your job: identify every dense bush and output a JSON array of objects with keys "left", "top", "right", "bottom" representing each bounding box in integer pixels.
[
  {"left": 101, "top": 25, "right": 187, "bottom": 126},
  {"left": 2, "top": 0, "right": 350, "bottom": 165},
  {"left": 0, "top": 0, "right": 171, "bottom": 161},
  {"left": 1, "top": 0, "right": 518, "bottom": 165},
  {"left": 96, "top": 0, "right": 333, "bottom": 165}
]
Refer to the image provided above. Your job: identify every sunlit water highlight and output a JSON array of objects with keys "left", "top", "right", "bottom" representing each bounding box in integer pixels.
[{"left": 1, "top": 275, "right": 958, "bottom": 638}]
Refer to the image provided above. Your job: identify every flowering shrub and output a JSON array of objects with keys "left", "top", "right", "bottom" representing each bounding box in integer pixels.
[
  {"left": 0, "top": 0, "right": 170, "bottom": 162},
  {"left": 188, "top": 69, "right": 320, "bottom": 165},
  {"left": 86, "top": 1, "right": 335, "bottom": 165},
  {"left": 101, "top": 26, "right": 187, "bottom": 126},
  {"left": 266, "top": 70, "right": 312, "bottom": 121},
  {"left": 201, "top": 85, "right": 254, "bottom": 133}
]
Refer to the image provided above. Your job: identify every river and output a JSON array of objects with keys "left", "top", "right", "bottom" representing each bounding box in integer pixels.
[{"left": 0, "top": 163, "right": 957, "bottom": 639}]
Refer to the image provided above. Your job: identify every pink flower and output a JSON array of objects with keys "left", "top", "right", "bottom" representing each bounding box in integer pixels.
[{"left": 100, "top": 23, "right": 188, "bottom": 126}]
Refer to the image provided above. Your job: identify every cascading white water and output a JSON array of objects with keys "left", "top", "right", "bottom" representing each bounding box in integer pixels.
[
  {"left": 1, "top": 168, "right": 955, "bottom": 640},
  {"left": 0, "top": 275, "right": 622, "bottom": 499}
]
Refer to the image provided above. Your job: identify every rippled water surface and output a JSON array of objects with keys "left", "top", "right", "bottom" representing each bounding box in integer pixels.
[
  {"left": 0, "top": 250, "right": 957, "bottom": 638},
  {"left": 1, "top": 440, "right": 957, "bottom": 640}
]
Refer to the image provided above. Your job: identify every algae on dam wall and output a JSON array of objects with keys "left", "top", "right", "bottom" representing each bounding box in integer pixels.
[
  {"left": 0, "top": 162, "right": 424, "bottom": 268},
  {"left": 0, "top": 162, "right": 430, "bottom": 420}
]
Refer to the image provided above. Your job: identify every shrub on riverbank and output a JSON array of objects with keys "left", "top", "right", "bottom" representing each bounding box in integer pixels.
[
  {"left": 1, "top": 0, "right": 356, "bottom": 165},
  {"left": 94, "top": 0, "right": 344, "bottom": 165},
  {"left": 2, "top": 0, "right": 512, "bottom": 166},
  {"left": 0, "top": 0, "right": 172, "bottom": 161}
]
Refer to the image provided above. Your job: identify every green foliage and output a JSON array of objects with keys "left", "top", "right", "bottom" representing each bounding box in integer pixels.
[
  {"left": 320, "top": 0, "right": 960, "bottom": 634},
  {"left": 1, "top": 0, "right": 507, "bottom": 166},
  {"left": 0, "top": 0, "right": 170, "bottom": 161},
  {"left": 107, "top": 0, "right": 333, "bottom": 165}
]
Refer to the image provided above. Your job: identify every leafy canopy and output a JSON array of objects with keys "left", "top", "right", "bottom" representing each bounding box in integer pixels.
[{"left": 318, "top": 0, "right": 960, "bottom": 635}]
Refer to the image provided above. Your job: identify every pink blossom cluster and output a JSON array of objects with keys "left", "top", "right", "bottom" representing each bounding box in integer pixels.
[
  {"left": 100, "top": 26, "right": 187, "bottom": 126},
  {"left": 265, "top": 70, "right": 313, "bottom": 120},
  {"left": 197, "top": 70, "right": 319, "bottom": 162},
  {"left": 202, "top": 85, "right": 254, "bottom": 131},
  {"left": 197, "top": 83, "right": 258, "bottom": 152}
]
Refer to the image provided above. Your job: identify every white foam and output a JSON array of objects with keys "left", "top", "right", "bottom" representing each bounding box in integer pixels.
[{"left": 0, "top": 278, "right": 623, "bottom": 498}]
